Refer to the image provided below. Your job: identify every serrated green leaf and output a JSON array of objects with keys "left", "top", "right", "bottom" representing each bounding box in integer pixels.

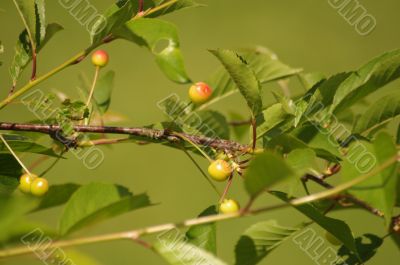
[
  {"left": 331, "top": 49, "right": 400, "bottom": 113},
  {"left": 93, "top": 71, "right": 115, "bottom": 115},
  {"left": 186, "top": 205, "right": 217, "bottom": 254},
  {"left": 342, "top": 132, "right": 398, "bottom": 225},
  {"left": 210, "top": 49, "right": 262, "bottom": 116},
  {"left": 33, "top": 183, "right": 80, "bottom": 212},
  {"left": 264, "top": 134, "right": 340, "bottom": 163},
  {"left": 154, "top": 234, "right": 227, "bottom": 265},
  {"left": 59, "top": 183, "right": 152, "bottom": 236},
  {"left": 244, "top": 152, "right": 295, "bottom": 196},
  {"left": 114, "top": 18, "right": 190, "bottom": 83},
  {"left": 353, "top": 93, "right": 400, "bottom": 134},
  {"left": 200, "top": 47, "right": 301, "bottom": 110},
  {"left": 235, "top": 220, "right": 303, "bottom": 265},
  {"left": 272, "top": 191, "right": 358, "bottom": 256}
]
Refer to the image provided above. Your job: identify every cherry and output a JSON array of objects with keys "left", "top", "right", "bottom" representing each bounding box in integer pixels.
[
  {"left": 208, "top": 159, "right": 232, "bottom": 181},
  {"left": 188, "top": 82, "right": 212, "bottom": 104},
  {"left": 324, "top": 231, "right": 342, "bottom": 246},
  {"left": 18, "top": 173, "right": 38, "bottom": 193},
  {"left": 30, "top": 177, "right": 49, "bottom": 197},
  {"left": 91, "top": 50, "right": 109, "bottom": 67},
  {"left": 219, "top": 199, "right": 240, "bottom": 213}
]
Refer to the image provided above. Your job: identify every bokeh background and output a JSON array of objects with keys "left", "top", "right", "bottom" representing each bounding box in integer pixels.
[{"left": 1, "top": 0, "right": 400, "bottom": 264}]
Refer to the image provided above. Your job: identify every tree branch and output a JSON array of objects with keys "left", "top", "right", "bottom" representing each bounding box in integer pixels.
[{"left": 0, "top": 122, "right": 248, "bottom": 152}]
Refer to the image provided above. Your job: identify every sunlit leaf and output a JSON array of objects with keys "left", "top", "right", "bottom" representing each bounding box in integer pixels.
[
  {"left": 59, "top": 183, "right": 152, "bottom": 235},
  {"left": 353, "top": 93, "right": 400, "bottom": 134},
  {"left": 114, "top": 18, "right": 190, "bottom": 83},
  {"left": 235, "top": 220, "right": 304, "bottom": 265},
  {"left": 210, "top": 49, "right": 262, "bottom": 116}
]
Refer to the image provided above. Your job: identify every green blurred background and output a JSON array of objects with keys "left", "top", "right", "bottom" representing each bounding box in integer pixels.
[{"left": 1, "top": 0, "right": 400, "bottom": 264}]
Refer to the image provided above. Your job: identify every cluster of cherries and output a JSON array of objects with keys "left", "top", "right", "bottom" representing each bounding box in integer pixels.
[
  {"left": 18, "top": 50, "right": 240, "bottom": 212},
  {"left": 188, "top": 81, "right": 240, "bottom": 214},
  {"left": 19, "top": 173, "right": 49, "bottom": 197}
]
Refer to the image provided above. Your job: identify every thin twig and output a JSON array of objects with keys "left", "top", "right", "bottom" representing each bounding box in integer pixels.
[{"left": 0, "top": 122, "right": 248, "bottom": 152}]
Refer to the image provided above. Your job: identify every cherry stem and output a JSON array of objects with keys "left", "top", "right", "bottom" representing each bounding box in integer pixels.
[
  {"left": 180, "top": 146, "right": 221, "bottom": 197},
  {"left": 219, "top": 173, "right": 234, "bottom": 203},
  {"left": 138, "top": 0, "right": 144, "bottom": 13},
  {"left": 251, "top": 118, "right": 257, "bottom": 150},
  {"left": 173, "top": 132, "right": 213, "bottom": 162},
  {"left": 85, "top": 66, "right": 100, "bottom": 107}
]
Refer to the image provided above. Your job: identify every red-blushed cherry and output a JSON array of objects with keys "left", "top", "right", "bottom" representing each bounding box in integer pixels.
[
  {"left": 208, "top": 159, "right": 232, "bottom": 181},
  {"left": 91, "top": 50, "right": 109, "bottom": 67},
  {"left": 30, "top": 177, "right": 49, "bottom": 197},
  {"left": 219, "top": 199, "right": 240, "bottom": 214},
  {"left": 18, "top": 173, "right": 38, "bottom": 193},
  {"left": 188, "top": 82, "right": 212, "bottom": 104}
]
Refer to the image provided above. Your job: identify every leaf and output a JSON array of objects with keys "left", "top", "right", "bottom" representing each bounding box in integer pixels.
[
  {"left": 62, "top": 250, "right": 103, "bottom": 265},
  {"left": 353, "top": 93, "right": 400, "bottom": 134},
  {"left": 33, "top": 183, "right": 80, "bottom": 212},
  {"left": 0, "top": 139, "right": 60, "bottom": 157},
  {"left": 114, "top": 18, "right": 190, "bottom": 83},
  {"left": 341, "top": 132, "right": 398, "bottom": 225},
  {"left": 331, "top": 49, "right": 400, "bottom": 113},
  {"left": 337, "top": 234, "right": 383, "bottom": 265},
  {"left": 200, "top": 47, "right": 301, "bottom": 109},
  {"left": 264, "top": 133, "right": 340, "bottom": 162},
  {"left": 91, "top": 0, "right": 136, "bottom": 45},
  {"left": 286, "top": 148, "right": 317, "bottom": 176},
  {"left": 59, "top": 183, "right": 152, "bottom": 236},
  {"left": 182, "top": 110, "right": 230, "bottom": 139},
  {"left": 10, "top": 23, "right": 63, "bottom": 83},
  {"left": 272, "top": 191, "right": 358, "bottom": 256},
  {"left": 0, "top": 154, "right": 22, "bottom": 195},
  {"left": 244, "top": 152, "right": 294, "bottom": 196},
  {"left": 210, "top": 49, "right": 262, "bottom": 116},
  {"left": 256, "top": 103, "right": 291, "bottom": 138},
  {"left": 186, "top": 205, "right": 217, "bottom": 254},
  {"left": 234, "top": 220, "right": 303, "bottom": 265},
  {"left": 93, "top": 71, "right": 115, "bottom": 115},
  {"left": 154, "top": 234, "right": 228, "bottom": 265}
]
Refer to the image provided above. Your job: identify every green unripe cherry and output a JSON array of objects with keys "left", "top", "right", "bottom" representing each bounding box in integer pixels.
[
  {"left": 18, "top": 173, "right": 38, "bottom": 194},
  {"left": 208, "top": 159, "right": 232, "bottom": 181},
  {"left": 30, "top": 177, "right": 49, "bottom": 197},
  {"left": 219, "top": 199, "right": 240, "bottom": 214}
]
